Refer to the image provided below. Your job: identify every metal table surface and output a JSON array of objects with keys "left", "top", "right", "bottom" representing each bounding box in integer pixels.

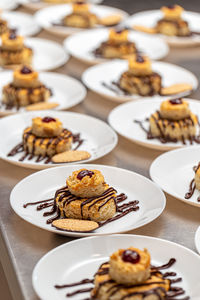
[{"left": 1, "top": 1, "right": 200, "bottom": 299}]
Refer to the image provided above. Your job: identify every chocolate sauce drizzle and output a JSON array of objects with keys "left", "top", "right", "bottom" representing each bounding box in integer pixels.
[
  {"left": 184, "top": 163, "right": 200, "bottom": 202},
  {"left": 134, "top": 112, "right": 200, "bottom": 145},
  {"left": 23, "top": 185, "right": 139, "bottom": 229},
  {"left": 54, "top": 258, "right": 189, "bottom": 299},
  {"left": 7, "top": 129, "right": 84, "bottom": 164}
]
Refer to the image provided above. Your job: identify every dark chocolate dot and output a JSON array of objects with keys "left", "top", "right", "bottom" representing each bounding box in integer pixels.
[
  {"left": 21, "top": 66, "right": 32, "bottom": 75},
  {"left": 77, "top": 170, "right": 94, "bottom": 180}
]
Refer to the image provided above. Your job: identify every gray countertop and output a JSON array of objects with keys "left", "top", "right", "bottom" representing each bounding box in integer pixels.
[{"left": 1, "top": 1, "right": 200, "bottom": 300}]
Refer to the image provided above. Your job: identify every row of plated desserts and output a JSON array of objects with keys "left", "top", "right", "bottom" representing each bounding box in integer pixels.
[{"left": 1, "top": 2, "right": 200, "bottom": 300}]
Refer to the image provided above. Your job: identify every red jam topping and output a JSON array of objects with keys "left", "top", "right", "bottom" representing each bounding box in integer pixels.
[
  {"left": 136, "top": 55, "right": 145, "bottom": 63},
  {"left": 122, "top": 250, "right": 140, "bottom": 264},
  {"left": 21, "top": 66, "right": 32, "bottom": 74},
  {"left": 169, "top": 99, "right": 183, "bottom": 105},
  {"left": 77, "top": 170, "right": 94, "bottom": 180},
  {"left": 42, "top": 117, "right": 56, "bottom": 123}
]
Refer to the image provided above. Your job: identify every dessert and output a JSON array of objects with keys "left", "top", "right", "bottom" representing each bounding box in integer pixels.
[
  {"left": 23, "top": 168, "right": 139, "bottom": 230},
  {"left": 135, "top": 98, "right": 200, "bottom": 145},
  {"left": 0, "top": 16, "right": 8, "bottom": 36},
  {"left": 134, "top": 5, "right": 192, "bottom": 38},
  {"left": 156, "top": 5, "right": 190, "bottom": 37},
  {"left": 2, "top": 66, "right": 51, "bottom": 109},
  {"left": 0, "top": 30, "right": 33, "bottom": 66},
  {"left": 54, "top": 247, "right": 189, "bottom": 300},
  {"left": 62, "top": 1, "right": 98, "bottom": 28},
  {"left": 119, "top": 55, "right": 162, "bottom": 96},
  {"left": 185, "top": 162, "right": 200, "bottom": 202},
  {"left": 7, "top": 116, "right": 84, "bottom": 164},
  {"left": 94, "top": 28, "right": 138, "bottom": 59}
]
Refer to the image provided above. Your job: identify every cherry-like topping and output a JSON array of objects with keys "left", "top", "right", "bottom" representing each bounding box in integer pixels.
[
  {"left": 122, "top": 250, "right": 140, "bottom": 264},
  {"left": 136, "top": 55, "right": 145, "bottom": 63},
  {"left": 115, "top": 28, "right": 124, "bottom": 34},
  {"left": 9, "top": 31, "right": 17, "bottom": 40},
  {"left": 42, "top": 117, "right": 56, "bottom": 123},
  {"left": 21, "top": 66, "right": 32, "bottom": 74},
  {"left": 166, "top": 5, "right": 175, "bottom": 9},
  {"left": 77, "top": 170, "right": 94, "bottom": 180},
  {"left": 76, "top": 1, "right": 85, "bottom": 4},
  {"left": 169, "top": 98, "right": 183, "bottom": 105}
]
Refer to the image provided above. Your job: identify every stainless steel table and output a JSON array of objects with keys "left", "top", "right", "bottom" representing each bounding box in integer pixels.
[{"left": 1, "top": 1, "right": 200, "bottom": 300}]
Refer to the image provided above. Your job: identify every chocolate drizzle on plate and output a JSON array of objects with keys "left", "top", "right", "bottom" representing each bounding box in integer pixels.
[
  {"left": 54, "top": 258, "right": 189, "bottom": 299},
  {"left": 7, "top": 129, "right": 84, "bottom": 164},
  {"left": 134, "top": 112, "right": 200, "bottom": 145},
  {"left": 185, "top": 163, "right": 200, "bottom": 202},
  {"left": 23, "top": 185, "right": 139, "bottom": 230}
]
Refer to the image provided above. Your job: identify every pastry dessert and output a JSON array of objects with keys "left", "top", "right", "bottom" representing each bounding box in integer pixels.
[
  {"left": 0, "top": 30, "right": 33, "bottom": 66},
  {"left": 2, "top": 66, "right": 51, "bottom": 108},
  {"left": 55, "top": 168, "right": 117, "bottom": 222},
  {"left": 23, "top": 116, "right": 72, "bottom": 158},
  {"left": 119, "top": 55, "right": 162, "bottom": 96},
  {"left": 156, "top": 5, "right": 191, "bottom": 37},
  {"left": 149, "top": 98, "right": 198, "bottom": 142},
  {"left": 63, "top": 1, "right": 98, "bottom": 28},
  {"left": 0, "top": 16, "right": 8, "bottom": 36},
  {"left": 94, "top": 28, "right": 138, "bottom": 59},
  {"left": 55, "top": 247, "right": 189, "bottom": 300}
]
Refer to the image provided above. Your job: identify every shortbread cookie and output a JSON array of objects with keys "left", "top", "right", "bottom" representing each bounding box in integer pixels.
[
  {"left": 52, "top": 150, "right": 91, "bottom": 163},
  {"left": 52, "top": 218, "right": 99, "bottom": 232},
  {"left": 26, "top": 102, "right": 59, "bottom": 111}
]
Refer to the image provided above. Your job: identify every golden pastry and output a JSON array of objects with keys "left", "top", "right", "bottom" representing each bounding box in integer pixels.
[
  {"left": 32, "top": 116, "right": 63, "bottom": 137},
  {"left": 0, "top": 17, "right": 8, "bottom": 36},
  {"left": 2, "top": 66, "right": 51, "bottom": 108},
  {"left": 0, "top": 30, "right": 33, "bottom": 66},
  {"left": 149, "top": 98, "right": 198, "bottom": 141},
  {"left": 109, "top": 247, "right": 151, "bottom": 285},
  {"left": 66, "top": 168, "right": 107, "bottom": 198},
  {"left": 156, "top": 5, "right": 190, "bottom": 37},
  {"left": 94, "top": 28, "right": 137, "bottom": 59},
  {"left": 119, "top": 55, "right": 162, "bottom": 96},
  {"left": 63, "top": 1, "right": 98, "bottom": 28},
  {"left": 23, "top": 117, "right": 72, "bottom": 157},
  {"left": 195, "top": 164, "right": 200, "bottom": 191}
]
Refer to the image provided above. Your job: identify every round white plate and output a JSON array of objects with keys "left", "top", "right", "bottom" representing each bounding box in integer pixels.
[
  {"left": 64, "top": 28, "right": 169, "bottom": 65},
  {"left": 0, "top": 71, "right": 86, "bottom": 116},
  {"left": 195, "top": 226, "right": 200, "bottom": 254},
  {"left": 35, "top": 4, "right": 129, "bottom": 36},
  {"left": 0, "top": 0, "right": 18, "bottom": 10},
  {"left": 150, "top": 146, "right": 200, "bottom": 207},
  {"left": 108, "top": 97, "right": 200, "bottom": 151},
  {"left": 32, "top": 234, "right": 199, "bottom": 300},
  {"left": 0, "top": 113, "right": 117, "bottom": 169},
  {"left": 82, "top": 60, "right": 198, "bottom": 103},
  {"left": 10, "top": 164, "right": 166, "bottom": 236},
  {"left": 20, "top": 0, "right": 104, "bottom": 11},
  {"left": 124, "top": 10, "right": 200, "bottom": 47},
  {"left": 2, "top": 11, "right": 41, "bottom": 36}
]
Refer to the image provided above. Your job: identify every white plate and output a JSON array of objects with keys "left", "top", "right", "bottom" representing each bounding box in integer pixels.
[
  {"left": 10, "top": 164, "right": 166, "bottom": 236},
  {"left": 108, "top": 97, "right": 200, "bottom": 151},
  {"left": 32, "top": 234, "right": 200, "bottom": 300},
  {"left": 2, "top": 11, "right": 41, "bottom": 36},
  {"left": 0, "top": 0, "right": 18, "bottom": 10},
  {"left": 64, "top": 28, "right": 169, "bottom": 65},
  {"left": 82, "top": 60, "right": 198, "bottom": 102},
  {"left": 124, "top": 10, "right": 200, "bottom": 47},
  {"left": 20, "top": 0, "right": 104, "bottom": 11},
  {"left": 35, "top": 4, "right": 129, "bottom": 36},
  {"left": 4, "top": 37, "right": 68, "bottom": 71},
  {"left": 150, "top": 146, "right": 200, "bottom": 207},
  {"left": 0, "top": 71, "right": 86, "bottom": 116},
  {"left": 0, "top": 112, "right": 117, "bottom": 169},
  {"left": 195, "top": 226, "right": 200, "bottom": 254}
]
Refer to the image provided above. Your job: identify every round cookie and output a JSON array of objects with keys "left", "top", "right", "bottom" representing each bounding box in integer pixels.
[
  {"left": 109, "top": 247, "right": 151, "bottom": 285},
  {"left": 128, "top": 55, "right": 152, "bottom": 76},
  {"left": 66, "top": 168, "right": 107, "bottom": 198}
]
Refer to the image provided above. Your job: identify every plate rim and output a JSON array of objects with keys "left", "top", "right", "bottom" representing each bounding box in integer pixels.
[
  {"left": 0, "top": 111, "right": 118, "bottom": 169},
  {"left": 149, "top": 145, "right": 200, "bottom": 207},
  {"left": 32, "top": 233, "right": 200, "bottom": 300},
  {"left": 108, "top": 97, "right": 200, "bottom": 151},
  {"left": 195, "top": 225, "right": 200, "bottom": 254},
  {"left": 10, "top": 163, "right": 166, "bottom": 236}
]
